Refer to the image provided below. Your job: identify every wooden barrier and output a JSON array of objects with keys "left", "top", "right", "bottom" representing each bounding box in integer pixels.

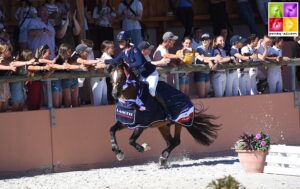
[{"left": 0, "top": 59, "right": 299, "bottom": 83}]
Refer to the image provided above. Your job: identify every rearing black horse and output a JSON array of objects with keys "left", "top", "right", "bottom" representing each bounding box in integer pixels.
[{"left": 109, "top": 63, "right": 220, "bottom": 167}]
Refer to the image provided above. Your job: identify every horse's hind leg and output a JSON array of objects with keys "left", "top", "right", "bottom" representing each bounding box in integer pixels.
[
  {"left": 158, "top": 124, "right": 182, "bottom": 167},
  {"left": 129, "top": 127, "right": 146, "bottom": 152},
  {"left": 110, "top": 121, "right": 126, "bottom": 161}
]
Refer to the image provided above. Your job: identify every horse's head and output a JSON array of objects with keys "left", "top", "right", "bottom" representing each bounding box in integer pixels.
[{"left": 109, "top": 63, "right": 137, "bottom": 99}]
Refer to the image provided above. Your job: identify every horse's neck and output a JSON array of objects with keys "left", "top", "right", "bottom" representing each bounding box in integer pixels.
[{"left": 120, "top": 84, "right": 138, "bottom": 100}]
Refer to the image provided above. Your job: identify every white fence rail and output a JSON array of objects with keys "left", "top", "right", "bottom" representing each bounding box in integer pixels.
[{"left": 264, "top": 145, "right": 300, "bottom": 176}]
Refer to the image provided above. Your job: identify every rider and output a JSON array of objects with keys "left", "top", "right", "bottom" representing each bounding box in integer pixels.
[{"left": 102, "top": 31, "right": 170, "bottom": 114}]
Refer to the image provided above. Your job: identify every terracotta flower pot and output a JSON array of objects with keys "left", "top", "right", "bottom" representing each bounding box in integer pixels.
[{"left": 236, "top": 150, "right": 268, "bottom": 173}]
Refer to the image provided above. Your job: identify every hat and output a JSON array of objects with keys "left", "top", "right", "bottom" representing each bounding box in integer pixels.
[
  {"left": 138, "top": 41, "right": 154, "bottom": 51},
  {"left": 75, "top": 44, "right": 92, "bottom": 54},
  {"left": 201, "top": 33, "right": 211, "bottom": 41},
  {"left": 162, "top": 31, "right": 178, "bottom": 41},
  {"left": 230, "top": 35, "right": 247, "bottom": 45}
]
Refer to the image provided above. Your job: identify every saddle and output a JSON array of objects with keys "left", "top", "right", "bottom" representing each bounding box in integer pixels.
[{"left": 116, "top": 81, "right": 194, "bottom": 129}]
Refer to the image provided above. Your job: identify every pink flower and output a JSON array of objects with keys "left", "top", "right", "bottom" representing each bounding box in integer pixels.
[
  {"left": 256, "top": 133, "right": 262, "bottom": 140},
  {"left": 261, "top": 141, "right": 267, "bottom": 146}
]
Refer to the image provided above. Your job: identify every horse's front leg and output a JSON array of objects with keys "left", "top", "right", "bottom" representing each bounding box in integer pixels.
[
  {"left": 129, "top": 127, "right": 146, "bottom": 152},
  {"left": 110, "top": 121, "right": 126, "bottom": 161}
]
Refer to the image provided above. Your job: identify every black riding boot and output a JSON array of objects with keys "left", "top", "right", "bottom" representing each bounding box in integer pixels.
[{"left": 155, "top": 92, "right": 171, "bottom": 116}]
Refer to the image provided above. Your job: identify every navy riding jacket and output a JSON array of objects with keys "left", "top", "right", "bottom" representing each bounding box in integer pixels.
[{"left": 104, "top": 46, "right": 156, "bottom": 78}]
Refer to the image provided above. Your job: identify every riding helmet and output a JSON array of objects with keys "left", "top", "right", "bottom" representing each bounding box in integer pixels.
[{"left": 117, "top": 31, "right": 131, "bottom": 42}]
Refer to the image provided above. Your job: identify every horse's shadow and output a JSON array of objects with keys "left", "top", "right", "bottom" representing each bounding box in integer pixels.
[{"left": 166, "top": 158, "right": 239, "bottom": 169}]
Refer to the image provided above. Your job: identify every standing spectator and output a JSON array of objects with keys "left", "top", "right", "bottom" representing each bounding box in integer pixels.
[
  {"left": 93, "top": 0, "right": 116, "bottom": 50},
  {"left": 56, "top": 0, "right": 70, "bottom": 18},
  {"left": 0, "top": 44, "right": 16, "bottom": 112},
  {"left": 292, "top": 35, "right": 300, "bottom": 83},
  {"left": 28, "top": 6, "right": 56, "bottom": 59},
  {"left": 195, "top": 33, "right": 219, "bottom": 98},
  {"left": 212, "top": 36, "right": 232, "bottom": 97},
  {"left": 15, "top": 0, "right": 37, "bottom": 51},
  {"left": 118, "top": 0, "right": 143, "bottom": 45},
  {"left": 174, "top": 0, "right": 194, "bottom": 38},
  {"left": 266, "top": 38, "right": 290, "bottom": 93},
  {"left": 10, "top": 50, "right": 35, "bottom": 111},
  {"left": 176, "top": 37, "right": 196, "bottom": 95},
  {"left": 153, "top": 31, "right": 181, "bottom": 81},
  {"left": 241, "top": 35, "right": 259, "bottom": 95},
  {"left": 191, "top": 27, "right": 202, "bottom": 50},
  {"left": 138, "top": 41, "right": 170, "bottom": 66},
  {"left": 44, "top": 0, "right": 59, "bottom": 26},
  {"left": 28, "top": 6, "right": 56, "bottom": 107},
  {"left": 209, "top": 0, "right": 233, "bottom": 36},
  {"left": 229, "top": 35, "right": 254, "bottom": 96},
  {"left": 256, "top": 0, "right": 270, "bottom": 32},
  {"left": 0, "top": 0, "right": 5, "bottom": 31},
  {"left": 220, "top": 28, "right": 231, "bottom": 53},
  {"left": 227, "top": 35, "right": 247, "bottom": 97},
  {"left": 55, "top": 10, "right": 81, "bottom": 48},
  {"left": 26, "top": 45, "right": 51, "bottom": 110},
  {"left": 236, "top": 0, "right": 258, "bottom": 35},
  {"left": 91, "top": 40, "right": 112, "bottom": 106}
]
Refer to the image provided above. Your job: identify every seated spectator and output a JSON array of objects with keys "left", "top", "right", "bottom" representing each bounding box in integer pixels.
[
  {"left": 195, "top": 33, "right": 220, "bottom": 98},
  {"left": 0, "top": 43, "right": 16, "bottom": 112},
  {"left": 93, "top": 0, "right": 116, "bottom": 50},
  {"left": 118, "top": 0, "right": 143, "bottom": 45},
  {"left": 15, "top": 0, "right": 37, "bottom": 50}
]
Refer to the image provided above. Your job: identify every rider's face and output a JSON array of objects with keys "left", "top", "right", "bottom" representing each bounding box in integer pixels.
[{"left": 119, "top": 40, "right": 127, "bottom": 49}]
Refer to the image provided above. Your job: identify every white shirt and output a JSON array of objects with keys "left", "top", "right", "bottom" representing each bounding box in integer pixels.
[
  {"left": 27, "top": 18, "right": 56, "bottom": 59},
  {"left": 101, "top": 52, "right": 113, "bottom": 60},
  {"left": 153, "top": 45, "right": 168, "bottom": 61},
  {"left": 118, "top": 0, "right": 143, "bottom": 31}
]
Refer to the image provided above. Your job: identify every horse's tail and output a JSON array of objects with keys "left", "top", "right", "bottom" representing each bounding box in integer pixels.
[{"left": 186, "top": 109, "right": 221, "bottom": 146}]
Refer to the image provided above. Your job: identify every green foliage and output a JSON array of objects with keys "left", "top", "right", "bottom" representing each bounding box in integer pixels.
[
  {"left": 206, "top": 175, "right": 245, "bottom": 189},
  {"left": 234, "top": 132, "right": 271, "bottom": 152}
]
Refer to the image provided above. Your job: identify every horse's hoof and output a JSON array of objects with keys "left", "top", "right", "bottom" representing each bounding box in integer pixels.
[
  {"left": 116, "top": 152, "right": 124, "bottom": 161},
  {"left": 159, "top": 156, "right": 168, "bottom": 168},
  {"left": 142, "top": 143, "right": 151, "bottom": 151}
]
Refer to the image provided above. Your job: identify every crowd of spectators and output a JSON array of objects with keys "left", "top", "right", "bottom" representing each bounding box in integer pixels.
[{"left": 0, "top": 0, "right": 298, "bottom": 113}]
